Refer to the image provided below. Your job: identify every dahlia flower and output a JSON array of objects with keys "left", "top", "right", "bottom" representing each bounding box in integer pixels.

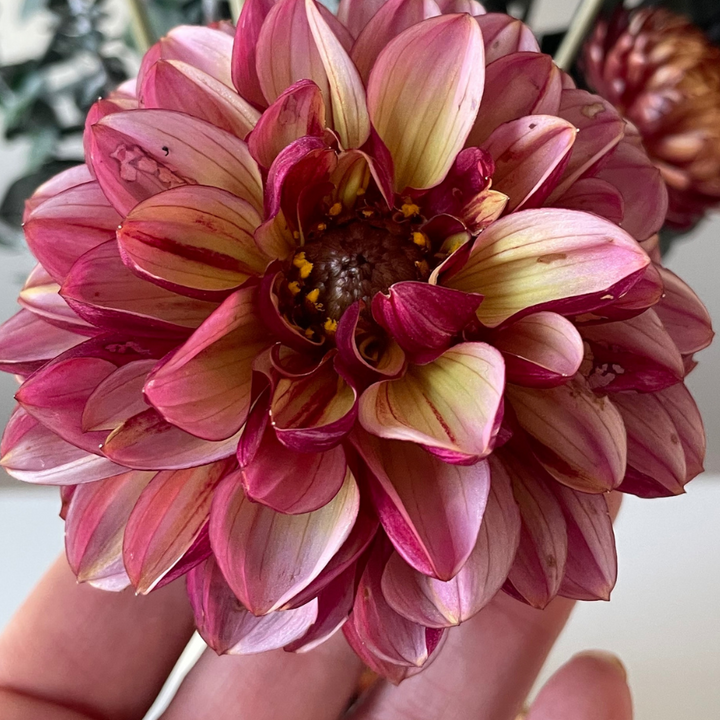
[
  {"left": 584, "top": 7, "right": 720, "bottom": 229},
  {"left": 0, "top": 0, "right": 713, "bottom": 681}
]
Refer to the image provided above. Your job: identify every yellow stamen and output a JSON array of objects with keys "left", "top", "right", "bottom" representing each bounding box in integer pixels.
[
  {"left": 306, "top": 288, "right": 320, "bottom": 304},
  {"left": 304, "top": 327, "right": 315, "bottom": 338},
  {"left": 292, "top": 231, "right": 300, "bottom": 240},
  {"left": 401, "top": 202, "right": 420, "bottom": 218},
  {"left": 412, "top": 231, "right": 429, "bottom": 248},
  {"left": 287, "top": 281, "right": 301, "bottom": 296},
  {"left": 324, "top": 318, "right": 338, "bottom": 334},
  {"left": 293, "top": 252, "right": 314, "bottom": 279},
  {"left": 328, "top": 202, "right": 343, "bottom": 217},
  {"left": 361, "top": 209, "right": 374, "bottom": 218},
  {"left": 317, "top": 222, "right": 327, "bottom": 232}
]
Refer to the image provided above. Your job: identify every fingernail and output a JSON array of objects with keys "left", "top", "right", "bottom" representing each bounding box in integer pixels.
[{"left": 576, "top": 650, "right": 628, "bottom": 681}]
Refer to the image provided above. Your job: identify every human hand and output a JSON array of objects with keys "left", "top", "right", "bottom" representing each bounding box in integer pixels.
[{"left": 0, "top": 553, "right": 630, "bottom": 720}]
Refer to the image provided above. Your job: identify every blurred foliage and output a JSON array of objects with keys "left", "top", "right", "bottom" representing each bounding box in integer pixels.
[{"left": 0, "top": 0, "right": 230, "bottom": 245}]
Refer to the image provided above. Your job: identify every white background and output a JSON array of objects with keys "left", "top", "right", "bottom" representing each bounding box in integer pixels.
[{"left": 0, "top": 0, "right": 718, "bottom": 718}]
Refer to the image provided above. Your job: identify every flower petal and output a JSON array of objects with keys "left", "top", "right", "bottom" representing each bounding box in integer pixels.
[
  {"left": 118, "top": 186, "right": 268, "bottom": 297},
  {"left": 475, "top": 13, "right": 539, "bottom": 64},
  {"left": 442, "top": 208, "right": 650, "bottom": 328},
  {"left": 481, "top": 115, "right": 576, "bottom": 212},
  {"left": 248, "top": 80, "right": 326, "bottom": 168},
  {"left": 553, "top": 485, "right": 616, "bottom": 601},
  {"left": 372, "top": 282, "right": 483, "bottom": 363},
  {"left": 380, "top": 453, "right": 520, "bottom": 626},
  {"left": 210, "top": 466, "right": 359, "bottom": 614},
  {"left": 24, "top": 164, "right": 93, "bottom": 218},
  {"left": 240, "top": 422, "right": 347, "bottom": 514},
  {"left": 352, "top": 429, "right": 490, "bottom": 580},
  {"left": 337, "top": 0, "right": 387, "bottom": 37},
  {"left": 359, "top": 342, "right": 504, "bottom": 462},
  {"left": 491, "top": 312, "right": 584, "bottom": 387},
  {"left": 552, "top": 177, "right": 624, "bottom": 225},
  {"left": 232, "top": 0, "right": 276, "bottom": 107},
  {"left": 123, "top": 459, "right": 234, "bottom": 593},
  {"left": 656, "top": 383, "right": 705, "bottom": 480},
  {"left": 89, "top": 109, "right": 263, "bottom": 215},
  {"left": 367, "top": 14, "right": 484, "bottom": 191},
  {"left": 507, "top": 378, "right": 627, "bottom": 493},
  {"left": 145, "top": 287, "right": 272, "bottom": 441},
  {"left": 65, "top": 470, "right": 154, "bottom": 588},
  {"left": 187, "top": 557, "right": 318, "bottom": 654}
]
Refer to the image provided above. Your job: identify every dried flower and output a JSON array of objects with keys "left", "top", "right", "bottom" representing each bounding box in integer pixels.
[
  {"left": 584, "top": 7, "right": 720, "bottom": 229},
  {"left": 0, "top": 0, "right": 712, "bottom": 681}
]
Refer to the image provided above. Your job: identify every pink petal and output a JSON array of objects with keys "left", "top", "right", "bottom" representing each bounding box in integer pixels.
[
  {"left": 248, "top": 80, "right": 326, "bottom": 168},
  {"left": 89, "top": 109, "right": 263, "bottom": 215},
  {"left": 475, "top": 13, "right": 539, "bottom": 64},
  {"left": 359, "top": 342, "right": 505, "bottom": 462},
  {"left": 102, "top": 408, "right": 242, "bottom": 470},
  {"left": 0, "top": 310, "right": 82, "bottom": 376},
  {"left": 381, "top": 454, "right": 520, "bottom": 626},
  {"left": 232, "top": 0, "right": 276, "bottom": 107},
  {"left": 145, "top": 287, "right": 273, "bottom": 441},
  {"left": 467, "top": 52, "right": 562, "bottom": 147},
  {"left": 337, "top": 0, "right": 387, "bottom": 37},
  {"left": 442, "top": 208, "right": 650, "bottom": 328},
  {"left": 481, "top": 115, "right": 576, "bottom": 212},
  {"left": 187, "top": 557, "right": 318, "bottom": 654},
  {"left": 240, "top": 422, "right": 347, "bottom": 514},
  {"left": 552, "top": 177, "right": 624, "bottom": 226},
  {"left": 654, "top": 267, "right": 714, "bottom": 356},
  {"left": 23, "top": 164, "right": 93, "bottom": 218},
  {"left": 553, "top": 485, "right": 617, "bottom": 601},
  {"left": 367, "top": 14, "right": 484, "bottom": 191},
  {"left": 209, "top": 466, "right": 359, "bottom": 614},
  {"left": 123, "top": 459, "right": 234, "bottom": 593},
  {"left": 118, "top": 186, "right": 268, "bottom": 298},
  {"left": 351, "top": 0, "right": 441, "bottom": 83},
  {"left": 23, "top": 181, "right": 121, "bottom": 283},
  {"left": 491, "top": 312, "right": 584, "bottom": 388},
  {"left": 507, "top": 378, "right": 627, "bottom": 494},
  {"left": 61, "top": 241, "right": 219, "bottom": 336},
  {"left": 65, "top": 469, "right": 154, "bottom": 588},
  {"left": 151, "top": 524, "right": 213, "bottom": 591},
  {"left": 140, "top": 59, "right": 260, "bottom": 140},
  {"left": 612, "top": 392, "right": 688, "bottom": 498},
  {"left": 498, "top": 447, "right": 567, "bottom": 609},
  {"left": 270, "top": 356, "right": 358, "bottom": 452},
  {"left": 372, "top": 282, "right": 482, "bottom": 363},
  {"left": 352, "top": 429, "right": 490, "bottom": 580},
  {"left": 437, "top": 0, "right": 484, "bottom": 13},
  {"left": 582, "top": 309, "right": 685, "bottom": 393},
  {"left": 656, "top": 383, "right": 705, "bottom": 480}
]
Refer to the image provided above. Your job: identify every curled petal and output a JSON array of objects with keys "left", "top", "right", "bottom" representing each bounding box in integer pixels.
[
  {"left": 491, "top": 312, "right": 584, "bottom": 387},
  {"left": 0, "top": 310, "right": 82, "bottom": 376},
  {"left": 145, "top": 287, "right": 273, "bottom": 441},
  {"left": 367, "top": 14, "right": 484, "bottom": 191},
  {"left": 381, "top": 454, "right": 520, "bottom": 626},
  {"left": 118, "top": 186, "right": 268, "bottom": 297},
  {"left": 23, "top": 181, "right": 121, "bottom": 282},
  {"left": 102, "top": 408, "right": 241, "bottom": 470},
  {"left": 613, "top": 392, "right": 689, "bottom": 498},
  {"left": 65, "top": 470, "right": 154, "bottom": 589},
  {"left": 468, "top": 52, "right": 562, "bottom": 147},
  {"left": 232, "top": 0, "right": 276, "bottom": 107},
  {"left": 140, "top": 60, "right": 260, "bottom": 140},
  {"left": 499, "top": 448, "right": 567, "bottom": 609},
  {"left": 210, "top": 466, "right": 360, "bottom": 614},
  {"left": 248, "top": 80, "right": 326, "bottom": 168},
  {"left": 481, "top": 115, "right": 576, "bottom": 212},
  {"left": 89, "top": 109, "right": 263, "bottom": 215},
  {"left": 507, "top": 378, "right": 627, "bottom": 493},
  {"left": 442, "top": 208, "right": 650, "bottom": 328},
  {"left": 553, "top": 485, "right": 617, "bottom": 601},
  {"left": 240, "top": 422, "right": 348, "bottom": 514},
  {"left": 475, "top": 13, "right": 539, "bottom": 64},
  {"left": 372, "top": 282, "right": 483, "bottom": 363},
  {"left": 352, "top": 429, "right": 490, "bottom": 580},
  {"left": 124, "top": 459, "right": 234, "bottom": 593},
  {"left": 359, "top": 342, "right": 505, "bottom": 462},
  {"left": 187, "top": 557, "right": 318, "bottom": 655},
  {"left": 582, "top": 309, "right": 685, "bottom": 393}
]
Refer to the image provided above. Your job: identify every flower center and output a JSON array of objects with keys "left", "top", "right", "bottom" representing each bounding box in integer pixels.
[{"left": 282, "top": 213, "right": 430, "bottom": 339}]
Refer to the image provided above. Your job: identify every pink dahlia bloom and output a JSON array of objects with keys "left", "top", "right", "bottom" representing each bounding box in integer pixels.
[{"left": 0, "top": 0, "right": 713, "bottom": 680}]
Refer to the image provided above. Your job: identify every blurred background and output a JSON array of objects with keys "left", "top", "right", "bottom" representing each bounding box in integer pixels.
[{"left": 0, "top": 0, "right": 718, "bottom": 717}]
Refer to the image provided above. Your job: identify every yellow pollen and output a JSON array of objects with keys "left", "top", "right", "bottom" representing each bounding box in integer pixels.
[
  {"left": 324, "top": 318, "right": 338, "bottom": 334},
  {"left": 361, "top": 209, "right": 374, "bottom": 218},
  {"left": 401, "top": 202, "right": 420, "bottom": 218},
  {"left": 356, "top": 188, "right": 366, "bottom": 196},
  {"left": 328, "top": 202, "right": 343, "bottom": 216},
  {"left": 304, "top": 327, "right": 315, "bottom": 338},
  {"left": 306, "top": 288, "right": 320, "bottom": 304},
  {"left": 292, "top": 231, "right": 300, "bottom": 240},
  {"left": 287, "top": 281, "right": 301, "bottom": 296},
  {"left": 317, "top": 222, "right": 327, "bottom": 232},
  {"left": 292, "top": 252, "right": 314, "bottom": 279},
  {"left": 412, "top": 231, "right": 429, "bottom": 248}
]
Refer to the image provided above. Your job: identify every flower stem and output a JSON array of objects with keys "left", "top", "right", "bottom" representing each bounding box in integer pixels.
[
  {"left": 554, "top": 0, "right": 607, "bottom": 71},
  {"left": 126, "top": 0, "right": 155, "bottom": 54}
]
